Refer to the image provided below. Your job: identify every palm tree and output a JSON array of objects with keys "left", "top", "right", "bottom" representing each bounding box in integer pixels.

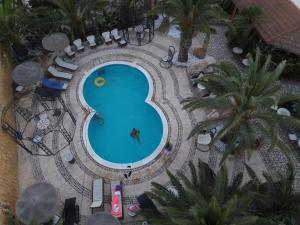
[
  {"left": 143, "top": 160, "right": 257, "bottom": 225},
  {"left": 52, "top": 0, "right": 107, "bottom": 40},
  {"left": 150, "top": 0, "right": 223, "bottom": 62},
  {"left": 245, "top": 163, "right": 300, "bottom": 225},
  {"left": 227, "top": 5, "right": 263, "bottom": 50},
  {"left": 182, "top": 49, "right": 300, "bottom": 163}
]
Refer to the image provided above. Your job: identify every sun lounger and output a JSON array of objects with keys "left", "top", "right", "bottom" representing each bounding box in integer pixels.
[
  {"left": 63, "top": 198, "right": 79, "bottom": 225},
  {"left": 87, "top": 35, "right": 97, "bottom": 48},
  {"left": 48, "top": 66, "right": 73, "bottom": 80},
  {"left": 102, "top": 31, "right": 112, "bottom": 44},
  {"left": 42, "top": 79, "right": 68, "bottom": 90},
  {"left": 64, "top": 45, "right": 75, "bottom": 57},
  {"left": 90, "top": 178, "right": 103, "bottom": 213},
  {"left": 35, "top": 86, "right": 61, "bottom": 100},
  {"left": 73, "top": 39, "right": 84, "bottom": 51},
  {"left": 111, "top": 29, "right": 122, "bottom": 41},
  {"left": 111, "top": 180, "right": 123, "bottom": 219},
  {"left": 118, "top": 39, "right": 127, "bottom": 47},
  {"left": 54, "top": 57, "right": 79, "bottom": 71}
]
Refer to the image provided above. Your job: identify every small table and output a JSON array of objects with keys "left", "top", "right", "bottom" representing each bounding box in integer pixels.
[
  {"left": 197, "top": 133, "right": 212, "bottom": 151},
  {"left": 64, "top": 152, "right": 75, "bottom": 164},
  {"left": 37, "top": 118, "right": 50, "bottom": 130},
  {"left": 197, "top": 83, "right": 209, "bottom": 97},
  {"left": 277, "top": 107, "right": 291, "bottom": 116},
  {"left": 288, "top": 133, "right": 297, "bottom": 141},
  {"left": 232, "top": 47, "right": 243, "bottom": 55}
]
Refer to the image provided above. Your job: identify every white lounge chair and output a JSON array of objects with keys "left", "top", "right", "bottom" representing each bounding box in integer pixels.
[
  {"left": 86, "top": 35, "right": 97, "bottom": 48},
  {"left": 64, "top": 45, "right": 75, "bottom": 57},
  {"left": 102, "top": 31, "right": 112, "bottom": 44},
  {"left": 73, "top": 39, "right": 84, "bottom": 51},
  {"left": 111, "top": 29, "right": 122, "bottom": 41},
  {"left": 54, "top": 56, "right": 79, "bottom": 71},
  {"left": 48, "top": 66, "right": 73, "bottom": 80},
  {"left": 90, "top": 178, "right": 103, "bottom": 213}
]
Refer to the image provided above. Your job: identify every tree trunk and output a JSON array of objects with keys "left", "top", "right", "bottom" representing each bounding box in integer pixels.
[{"left": 178, "top": 28, "right": 193, "bottom": 63}]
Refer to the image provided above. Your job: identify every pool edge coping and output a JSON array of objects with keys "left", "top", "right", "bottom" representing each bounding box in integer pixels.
[{"left": 78, "top": 61, "right": 169, "bottom": 169}]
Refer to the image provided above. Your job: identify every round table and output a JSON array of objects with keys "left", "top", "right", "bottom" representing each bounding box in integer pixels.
[
  {"left": 37, "top": 118, "right": 50, "bottom": 130},
  {"left": 277, "top": 107, "right": 291, "bottom": 116},
  {"left": 232, "top": 47, "right": 243, "bottom": 55},
  {"left": 242, "top": 58, "right": 250, "bottom": 66},
  {"left": 197, "top": 133, "right": 212, "bottom": 145}
]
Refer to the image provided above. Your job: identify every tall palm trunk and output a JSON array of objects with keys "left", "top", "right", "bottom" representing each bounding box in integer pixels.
[{"left": 178, "top": 28, "right": 193, "bottom": 62}]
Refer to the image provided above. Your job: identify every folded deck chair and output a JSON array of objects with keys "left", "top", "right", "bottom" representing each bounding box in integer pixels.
[
  {"left": 111, "top": 29, "right": 122, "bottom": 41},
  {"left": 54, "top": 57, "right": 79, "bottom": 71},
  {"left": 64, "top": 45, "right": 75, "bottom": 57},
  {"left": 90, "top": 178, "right": 103, "bottom": 213},
  {"left": 48, "top": 66, "right": 73, "bottom": 80},
  {"left": 73, "top": 39, "right": 84, "bottom": 51},
  {"left": 42, "top": 79, "right": 68, "bottom": 90},
  {"left": 102, "top": 31, "right": 112, "bottom": 44},
  {"left": 111, "top": 180, "right": 123, "bottom": 218},
  {"left": 87, "top": 35, "right": 97, "bottom": 48}
]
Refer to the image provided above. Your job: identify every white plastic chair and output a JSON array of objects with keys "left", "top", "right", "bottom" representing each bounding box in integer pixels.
[
  {"left": 101, "top": 31, "right": 112, "bottom": 44},
  {"left": 111, "top": 29, "right": 122, "bottom": 41},
  {"left": 64, "top": 45, "right": 75, "bottom": 57},
  {"left": 73, "top": 39, "right": 84, "bottom": 51},
  {"left": 86, "top": 35, "right": 96, "bottom": 48}
]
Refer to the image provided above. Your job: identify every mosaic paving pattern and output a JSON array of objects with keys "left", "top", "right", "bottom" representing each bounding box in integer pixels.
[{"left": 16, "top": 26, "right": 294, "bottom": 224}]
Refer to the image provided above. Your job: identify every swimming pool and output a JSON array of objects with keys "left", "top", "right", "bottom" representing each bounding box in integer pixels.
[{"left": 79, "top": 62, "right": 168, "bottom": 169}]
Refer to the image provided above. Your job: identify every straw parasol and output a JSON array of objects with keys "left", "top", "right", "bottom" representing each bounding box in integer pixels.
[
  {"left": 11, "top": 61, "right": 44, "bottom": 86},
  {"left": 86, "top": 212, "right": 121, "bottom": 225},
  {"left": 16, "top": 182, "right": 59, "bottom": 225},
  {"left": 42, "top": 32, "right": 69, "bottom": 52}
]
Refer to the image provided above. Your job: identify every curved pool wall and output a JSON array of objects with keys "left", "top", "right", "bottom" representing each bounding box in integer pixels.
[{"left": 78, "top": 61, "right": 168, "bottom": 169}]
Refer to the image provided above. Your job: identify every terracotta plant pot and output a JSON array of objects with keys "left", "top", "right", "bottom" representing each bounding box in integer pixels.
[{"left": 193, "top": 47, "right": 206, "bottom": 59}]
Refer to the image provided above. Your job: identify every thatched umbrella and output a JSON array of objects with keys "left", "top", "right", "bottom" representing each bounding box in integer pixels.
[
  {"left": 86, "top": 212, "right": 121, "bottom": 225},
  {"left": 42, "top": 32, "right": 69, "bottom": 52},
  {"left": 16, "top": 182, "right": 59, "bottom": 225},
  {"left": 11, "top": 61, "right": 44, "bottom": 86}
]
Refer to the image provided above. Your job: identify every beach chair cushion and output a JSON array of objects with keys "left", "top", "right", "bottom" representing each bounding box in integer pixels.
[
  {"left": 48, "top": 66, "right": 73, "bottom": 80},
  {"left": 42, "top": 79, "right": 68, "bottom": 90},
  {"left": 55, "top": 57, "right": 79, "bottom": 71},
  {"left": 91, "top": 179, "right": 103, "bottom": 208}
]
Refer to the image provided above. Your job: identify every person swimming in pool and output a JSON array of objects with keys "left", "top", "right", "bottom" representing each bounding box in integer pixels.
[{"left": 130, "top": 128, "right": 140, "bottom": 142}]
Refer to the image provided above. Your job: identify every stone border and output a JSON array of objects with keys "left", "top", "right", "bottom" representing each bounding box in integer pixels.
[{"left": 78, "top": 61, "right": 169, "bottom": 169}]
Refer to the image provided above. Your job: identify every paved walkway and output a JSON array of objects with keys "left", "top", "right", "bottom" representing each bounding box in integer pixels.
[{"left": 15, "top": 27, "right": 294, "bottom": 225}]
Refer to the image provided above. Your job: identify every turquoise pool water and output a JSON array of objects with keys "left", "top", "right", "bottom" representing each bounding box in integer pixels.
[{"left": 82, "top": 64, "right": 164, "bottom": 165}]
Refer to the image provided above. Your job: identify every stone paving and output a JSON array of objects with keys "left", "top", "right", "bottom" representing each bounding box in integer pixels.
[{"left": 15, "top": 25, "right": 297, "bottom": 225}]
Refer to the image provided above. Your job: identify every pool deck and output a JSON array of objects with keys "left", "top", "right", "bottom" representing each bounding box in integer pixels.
[{"left": 15, "top": 26, "right": 299, "bottom": 225}]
